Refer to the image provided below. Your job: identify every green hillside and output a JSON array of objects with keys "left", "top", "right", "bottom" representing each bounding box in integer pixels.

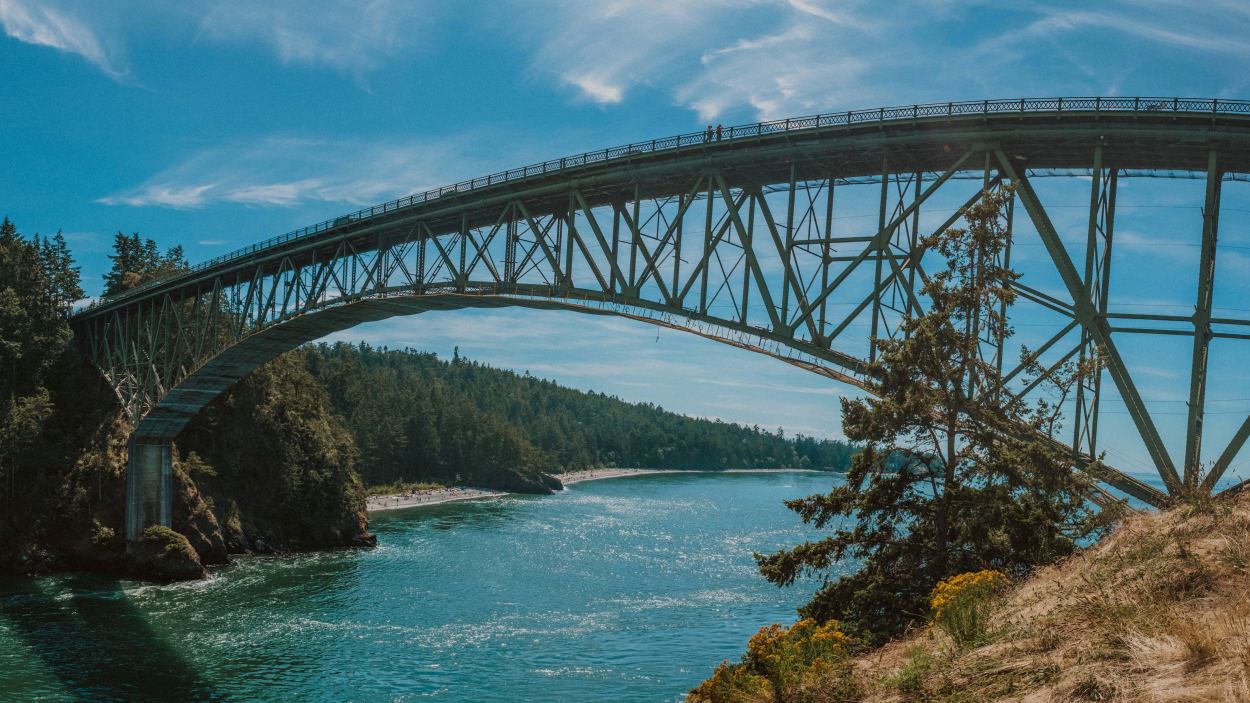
[{"left": 303, "top": 342, "right": 854, "bottom": 489}]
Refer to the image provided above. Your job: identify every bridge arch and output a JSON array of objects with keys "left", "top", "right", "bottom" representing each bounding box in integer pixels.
[
  {"left": 130, "top": 293, "right": 867, "bottom": 442},
  {"left": 72, "top": 97, "right": 1250, "bottom": 540}
]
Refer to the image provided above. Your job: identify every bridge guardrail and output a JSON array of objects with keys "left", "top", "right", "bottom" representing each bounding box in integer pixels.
[{"left": 78, "top": 96, "right": 1250, "bottom": 315}]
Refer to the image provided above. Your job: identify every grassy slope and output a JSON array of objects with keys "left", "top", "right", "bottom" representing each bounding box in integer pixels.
[{"left": 846, "top": 494, "right": 1250, "bottom": 702}]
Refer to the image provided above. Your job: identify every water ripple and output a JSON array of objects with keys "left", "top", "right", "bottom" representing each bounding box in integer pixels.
[{"left": 0, "top": 470, "right": 847, "bottom": 703}]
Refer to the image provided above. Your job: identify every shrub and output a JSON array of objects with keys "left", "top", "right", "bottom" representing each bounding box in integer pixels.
[
  {"left": 886, "top": 646, "right": 933, "bottom": 697},
  {"left": 89, "top": 520, "right": 116, "bottom": 548},
  {"left": 140, "top": 525, "right": 190, "bottom": 556},
  {"left": 929, "top": 569, "right": 1008, "bottom": 646},
  {"left": 689, "top": 619, "right": 857, "bottom": 703},
  {"left": 688, "top": 661, "right": 771, "bottom": 703}
]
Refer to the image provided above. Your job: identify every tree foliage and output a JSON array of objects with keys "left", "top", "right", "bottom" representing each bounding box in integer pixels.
[
  {"left": 0, "top": 217, "right": 122, "bottom": 568},
  {"left": 177, "top": 353, "right": 370, "bottom": 550},
  {"left": 303, "top": 342, "right": 856, "bottom": 489},
  {"left": 103, "top": 231, "right": 187, "bottom": 296},
  {"left": 755, "top": 188, "right": 1113, "bottom": 644}
]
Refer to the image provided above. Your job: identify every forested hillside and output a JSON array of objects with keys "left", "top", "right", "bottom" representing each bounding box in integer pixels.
[{"left": 304, "top": 343, "right": 854, "bottom": 488}]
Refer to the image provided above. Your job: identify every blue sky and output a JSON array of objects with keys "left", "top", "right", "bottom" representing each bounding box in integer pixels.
[{"left": 3, "top": 1, "right": 1250, "bottom": 474}]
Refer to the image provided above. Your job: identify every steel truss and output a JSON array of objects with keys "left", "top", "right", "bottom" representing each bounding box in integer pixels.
[{"left": 71, "top": 98, "right": 1250, "bottom": 538}]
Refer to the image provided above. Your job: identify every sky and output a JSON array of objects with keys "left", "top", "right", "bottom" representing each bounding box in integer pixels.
[{"left": 3, "top": 0, "right": 1250, "bottom": 477}]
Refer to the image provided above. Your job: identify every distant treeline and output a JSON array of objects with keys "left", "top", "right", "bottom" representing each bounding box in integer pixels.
[{"left": 303, "top": 343, "right": 855, "bottom": 487}]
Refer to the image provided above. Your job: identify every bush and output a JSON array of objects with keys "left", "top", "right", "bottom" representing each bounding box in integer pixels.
[
  {"left": 929, "top": 569, "right": 1008, "bottom": 646},
  {"left": 688, "top": 661, "right": 771, "bottom": 703},
  {"left": 140, "top": 525, "right": 190, "bottom": 556},
  {"left": 885, "top": 646, "right": 933, "bottom": 697},
  {"left": 689, "top": 619, "right": 859, "bottom": 703}
]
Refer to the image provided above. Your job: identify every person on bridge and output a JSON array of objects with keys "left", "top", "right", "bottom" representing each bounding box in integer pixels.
[
  {"left": 704, "top": 125, "right": 713, "bottom": 142},
  {"left": 716, "top": 124, "right": 723, "bottom": 141}
]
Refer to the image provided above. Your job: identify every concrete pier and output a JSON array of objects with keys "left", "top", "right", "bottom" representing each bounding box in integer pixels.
[{"left": 125, "top": 438, "right": 173, "bottom": 545}]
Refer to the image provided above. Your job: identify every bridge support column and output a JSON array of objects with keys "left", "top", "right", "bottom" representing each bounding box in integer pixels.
[{"left": 125, "top": 437, "right": 173, "bottom": 547}]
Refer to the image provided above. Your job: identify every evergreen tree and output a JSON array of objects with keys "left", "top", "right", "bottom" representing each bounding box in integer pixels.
[
  {"left": 0, "top": 217, "right": 78, "bottom": 518},
  {"left": 38, "top": 231, "right": 83, "bottom": 314},
  {"left": 755, "top": 188, "right": 1112, "bottom": 644},
  {"left": 104, "top": 232, "right": 187, "bottom": 296},
  {"left": 302, "top": 342, "right": 856, "bottom": 488}
]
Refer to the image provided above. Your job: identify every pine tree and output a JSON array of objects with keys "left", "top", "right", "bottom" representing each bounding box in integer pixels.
[
  {"left": 755, "top": 188, "right": 1113, "bottom": 644},
  {"left": 37, "top": 231, "right": 83, "bottom": 315},
  {"left": 0, "top": 218, "right": 77, "bottom": 514},
  {"left": 104, "top": 232, "right": 187, "bottom": 296}
]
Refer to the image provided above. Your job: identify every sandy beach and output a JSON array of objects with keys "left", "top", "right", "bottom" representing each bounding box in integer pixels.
[
  {"left": 365, "top": 486, "right": 508, "bottom": 513},
  {"left": 365, "top": 469, "right": 672, "bottom": 513},
  {"left": 556, "top": 468, "right": 683, "bottom": 485},
  {"left": 366, "top": 468, "right": 823, "bottom": 514}
]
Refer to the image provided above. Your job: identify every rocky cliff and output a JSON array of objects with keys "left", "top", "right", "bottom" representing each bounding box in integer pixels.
[{"left": 0, "top": 352, "right": 374, "bottom": 582}]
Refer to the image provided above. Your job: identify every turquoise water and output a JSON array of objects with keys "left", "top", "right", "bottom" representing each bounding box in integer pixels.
[{"left": 0, "top": 470, "right": 846, "bottom": 702}]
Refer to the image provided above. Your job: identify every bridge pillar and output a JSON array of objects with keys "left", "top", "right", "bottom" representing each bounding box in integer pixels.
[{"left": 125, "top": 437, "right": 173, "bottom": 546}]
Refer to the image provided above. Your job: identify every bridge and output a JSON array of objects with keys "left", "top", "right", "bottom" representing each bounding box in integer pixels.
[{"left": 71, "top": 97, "right": 1250, "bottom": 542}]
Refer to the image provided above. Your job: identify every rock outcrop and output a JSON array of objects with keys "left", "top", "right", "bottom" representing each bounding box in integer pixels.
[
  {"left": 172, "top": 461, "right": 229, "bottom": 566},
  {"left": 128, "top": 525, "right": 207, "bottom": 582}
]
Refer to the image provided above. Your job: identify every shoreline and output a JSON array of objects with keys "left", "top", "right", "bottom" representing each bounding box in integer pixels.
[
  {"left": 365, "top": 467, "right": 826, "bottom": 514},
  {"left": 365, "top": 487, "right": 509, "bottom": 513}
]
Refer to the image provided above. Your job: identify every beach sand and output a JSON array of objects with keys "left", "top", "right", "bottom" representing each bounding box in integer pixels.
[
  {"left": 365, "top": 468, "right": 821, "bottom": 513},
  {"left": 365, "top": 486, "right": 508, "bottom": 513}
]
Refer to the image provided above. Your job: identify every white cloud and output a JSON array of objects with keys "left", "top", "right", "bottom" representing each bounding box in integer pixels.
[
  {"left": 98, "top": 134, "right": 527, "bottom": 210},
  {"left": 567, "top": 74, "right": 624, "bottom": 104},
  {"left": 1, "top": 0, "right": 427, "bottom": 85},
  {"left": 518, "top": 0, "right": 771, "bottom": 106},
  {"left": 195, "top": 0, "right": 430, "bottom": 78},
  {"left": 679, "top": 23, "right": 871, "bottom": 121},
  {"left": 694, "top": 376, "right": 849, "bottom": 397},
  {"left": 0, "top": 0, "right": 125, "bottom": 79},
  {"left": 321, "top": 306, "right": 850, "bottom": 438},
  {"left": 515, "top": 0, "right": 1250, "bottom": 121},
  {"left": 1020, "top": 6, "right": 1250, "bottom": 57},
  {"left": 11, "top": 0, "right": 1250, "bottom": 115}
]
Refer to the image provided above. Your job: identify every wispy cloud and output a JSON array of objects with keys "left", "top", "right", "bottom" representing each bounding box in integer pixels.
[
  {"left": 10, "top": 1, "right": 1249, "bottom": 114},
  {"left": 318, "top": 306, "right": 849, "bottom": 437},
  {"left": 98, "top": 133, "right": 525, "bottom": 210},
  {"left": 516, "top": 0, "right": 1250, "bottom": 121},
  {"left": 195, "top": 0, "right": 431, "bottom": 79},
  {"left": 0, "top": 0, "right": 126, "bottom": 79},
  {"left": 1, "top": 0, "right": 428, "bottom": 85},
  {"left": 517, "top": 0, "right": 771, "bottom": 108},
  {"left": 694, "top": 376, "right": 850, "bottom": 398},
  {"left": 1019, "top": 5, "right": 1250, "bottom": 57}
]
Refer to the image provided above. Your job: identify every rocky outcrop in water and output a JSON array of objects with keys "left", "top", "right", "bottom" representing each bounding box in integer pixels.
[{"left": 127, "top": 526, "right": 207, "bottom": 582}]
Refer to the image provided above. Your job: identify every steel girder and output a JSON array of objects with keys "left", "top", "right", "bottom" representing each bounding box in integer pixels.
[{"left": 72, "top": 100, "right": 1250, "bottom": 513}]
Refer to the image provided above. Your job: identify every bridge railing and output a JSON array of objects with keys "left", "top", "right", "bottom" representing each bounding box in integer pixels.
[{"left": 78, "top": 96, "right": 1250, "bottom": 315}]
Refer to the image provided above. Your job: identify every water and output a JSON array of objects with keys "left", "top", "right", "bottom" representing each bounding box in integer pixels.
[{"left": 0, "top": 470, "right": 846, "bottom": 702}]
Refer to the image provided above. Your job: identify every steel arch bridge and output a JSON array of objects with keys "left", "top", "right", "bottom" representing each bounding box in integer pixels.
[{"left": 72, "top": 97, "right": 1250, "bottom": 541}]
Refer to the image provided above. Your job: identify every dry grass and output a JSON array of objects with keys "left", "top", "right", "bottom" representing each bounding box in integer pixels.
[{"left": 837, "top": 493, "right": 1250, "bottom": 702}]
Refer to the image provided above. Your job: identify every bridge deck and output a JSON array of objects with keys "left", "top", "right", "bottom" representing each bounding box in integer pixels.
[{"left": 75, "top": 97, "right": 1250, "bottom": 322}]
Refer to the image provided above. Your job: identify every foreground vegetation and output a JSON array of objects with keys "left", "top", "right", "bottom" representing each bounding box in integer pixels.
[
  {"left": 693, "top": 188, "right": 1132, "bottom": 699},
  {"left": 694, "top": 492, "right": 1250, "bottom": 701},
  {"left": 754, "top": 187, "right": 1108, "bottom": 646}
]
